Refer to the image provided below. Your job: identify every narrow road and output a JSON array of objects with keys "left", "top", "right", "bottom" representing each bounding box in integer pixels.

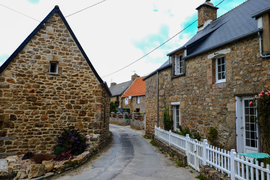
[{"left": 55, "top": 124, "right": 198, "bottom": 180}]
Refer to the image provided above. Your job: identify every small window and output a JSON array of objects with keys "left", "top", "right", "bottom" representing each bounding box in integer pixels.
[
  {"left": 137, "top": 97, "right": 140, "bottom": 104},
  {"left": 174, "top": 55, "right": 183, "bottom": 75},
  {"left": 50, "top": 62, "right": 58, "bottom": 74},
  {"left": 125, "top": 97, "right": 128, "bottom": 105},
  {"left": 216, "top": 57, "right": 225, "bottom": 83}
]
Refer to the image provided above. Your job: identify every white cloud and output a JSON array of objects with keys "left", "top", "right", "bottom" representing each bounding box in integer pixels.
[{"left": 0, "top": 0, "right": 246, "bottom": 83}]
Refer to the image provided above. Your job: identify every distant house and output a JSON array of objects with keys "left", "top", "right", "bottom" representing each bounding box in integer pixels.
[
  {"left": 143, "top": 0, "right": 270, "bottom": 153},
  {"left": 109, "top": 73, "right": 139, "bottom": 110},
  {"left": 122, "top": 76, "right": 146, "bottom": 113},
  {"left": 0, "top": 6, "right": 111, "bottom": 157}
]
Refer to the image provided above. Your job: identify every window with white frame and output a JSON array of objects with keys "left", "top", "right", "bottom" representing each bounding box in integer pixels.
[
  {"left": 125, "top": 97, "right": 128, "bottom": 105},
  {"left": 216, "top": 57, "right": 226, "bottom": 83},
  {"left": 49, "top": 62, "right": 58, "bottom": 74},
  {"left": 174, "top": 55, "right": 183, "bottom": 75},
  {"left": 171, "top": 102, "right": 180, "bottom": 131},
  {"left": 137, "top": 96, "right": 140, "bottom": 104}
]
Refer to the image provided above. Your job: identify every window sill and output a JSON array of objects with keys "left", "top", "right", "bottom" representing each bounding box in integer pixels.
[
  {"left": 212, "top": 82, "right": 227, "bottom": 89},
  {"left": 171, "top": 73, "right": 185, "bottom": 79}
]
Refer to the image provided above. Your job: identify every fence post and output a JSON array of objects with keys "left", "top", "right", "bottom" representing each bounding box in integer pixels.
[
  {"left": 230, "top": 149, "right": 236, "bottom": 180},
  {"left": 169, "top": 130, "right": 171, "bottom": 146},
  {"left": 202, "top": 139, "right": 207, "bottom": 165},
  {"left": 185, "top": 134, "right": 190, "bottom": 165}
]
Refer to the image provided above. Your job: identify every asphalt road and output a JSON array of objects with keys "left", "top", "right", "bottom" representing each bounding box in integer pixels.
[{"left": 55, "top": 124, "right": 199, "bottom": 180}]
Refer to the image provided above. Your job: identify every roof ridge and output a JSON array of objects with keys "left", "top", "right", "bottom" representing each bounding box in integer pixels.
[{"left": 214, "top": 0, "right": 250, "bottom": 21}]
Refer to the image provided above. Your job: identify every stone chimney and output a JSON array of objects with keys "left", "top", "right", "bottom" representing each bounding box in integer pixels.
[
  {"left": 196, "top": 0, "right": 218, "bottom": 28},
  {"left": 110, "top": 82, "right": 116, "bottom": 87},
  {"left": 131, "top": 73, "right": 139, "bottom": 81}
]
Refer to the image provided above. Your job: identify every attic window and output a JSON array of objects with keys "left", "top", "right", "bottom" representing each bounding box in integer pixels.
[{"left": 50, "top": 62, "right": 58, "bottom": 74}]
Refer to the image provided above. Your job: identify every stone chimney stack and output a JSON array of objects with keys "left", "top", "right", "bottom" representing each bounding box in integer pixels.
[
  {"left": 196, "top": 0, "right": 218, "bottom": 28},
  {"left": 131, "top": 73, "right": 139, "bottom": 81},
  {"left": 110, "top": 82, "right": 116, "bottom": 87}
]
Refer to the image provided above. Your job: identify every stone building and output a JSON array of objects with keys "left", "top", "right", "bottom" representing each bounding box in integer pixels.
[
  {"left": 109, "top": 73, "right": 139, "bottom": 110},
  {"left": 0, "top": 6, "right": 111, "bottom": 157},
  {"left": 143, "top": 0, "right": 270, "bottom": 153},
  {"left": 122, "top": 76, "right": 146, "bottom": 113}
]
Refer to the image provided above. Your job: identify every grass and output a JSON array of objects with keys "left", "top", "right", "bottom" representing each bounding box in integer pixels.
[
  {"left": 150, "top": 140, "right": 159, "bottom": 147},
  {"left": 196, "top": 174, "right": 206, "bottom": 180},
  {"left": 143, "top": 135, "right": 151, "bottom": 139}
]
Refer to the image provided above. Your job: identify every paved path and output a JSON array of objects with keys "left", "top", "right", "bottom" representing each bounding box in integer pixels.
[{"left": 56, "top": 124, "right": 199, "bottom": 180}]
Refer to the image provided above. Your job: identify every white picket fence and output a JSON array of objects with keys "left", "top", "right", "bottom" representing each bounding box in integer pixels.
[{"left": 155, "top": 126, "right": 270, "bottom": 180}]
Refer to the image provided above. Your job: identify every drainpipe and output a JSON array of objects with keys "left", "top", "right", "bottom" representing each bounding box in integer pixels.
[
  {"left": 156, "top": 71, "right": 159, "bottom": 127},
  {"left": 258, "top": 31, "right": 270, "bottom": 58}
]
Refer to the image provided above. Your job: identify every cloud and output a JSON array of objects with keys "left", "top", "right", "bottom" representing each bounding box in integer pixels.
[
  {"left": 0, "top": 54, "right": 9, "bottom": 67},
  {"left": 27, "top": 0, "right": 40, "bottom": 4}
]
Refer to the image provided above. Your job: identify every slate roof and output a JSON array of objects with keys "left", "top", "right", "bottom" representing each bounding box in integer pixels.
[
  {"left": 0, "top": 6, "right": 111, "bottom": 96},
  {"left": 122, "top": 76, "right": 146, "bottom": 98},
  {"left": 110, "top": 80, "right": 132, "bottom": 97},
  {"left": 144, "top": 0, "right": 269, "bottom": 80}
]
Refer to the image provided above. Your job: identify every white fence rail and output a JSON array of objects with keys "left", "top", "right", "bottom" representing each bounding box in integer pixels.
[{"left": 155, "top": 126, "right": 270, "bottom": 180}]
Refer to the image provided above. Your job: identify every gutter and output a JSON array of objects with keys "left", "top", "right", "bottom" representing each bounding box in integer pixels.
[
  {"left": 156, "top": 71, "right": 159, "bottom": 127},
  {"left": 258, "top": 31, "right": 270, "bottom": 58}
]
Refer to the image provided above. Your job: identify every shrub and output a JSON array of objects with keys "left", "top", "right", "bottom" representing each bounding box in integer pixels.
[
  {"left": 54, "top": 127, "right": 88, "bottom": 157},
  {"left": 163, "top": 106, "right": 173, "bottom": 131},
  {"left": 207, "top": 127, "right": 219, "bottom": 146},
  {"left": 22, "top": 152, "right": 34, "bottom": 160},
  {"left": 53, "top": 150, "right": 73, "bottom": 161},
  {"left": 30, "top": 154, "right": 54, "bottom": 164}
]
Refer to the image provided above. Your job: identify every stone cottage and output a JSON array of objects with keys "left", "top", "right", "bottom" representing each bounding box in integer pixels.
[
  {"left": 0, "top": 6, "right": 111, "bottom": 157},
  {"left": 110, "top": 73, "right": 139, "bottom": 111},
  {"left": 122, "top": 76, "right": 146, "bottom": 113},
  {"left": 143, "top": 0, "right": 270, "bottom": 153}
]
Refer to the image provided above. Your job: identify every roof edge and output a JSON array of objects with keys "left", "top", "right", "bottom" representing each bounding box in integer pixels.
[
  {"left": 183, "top": 29, "right": 261, "bottom": 60},
  {"left": 252, "top": 6, "right": 270, "bottom": 19},
  {"left": 143, "top": 63, "right": 171, "bottom": 81}
]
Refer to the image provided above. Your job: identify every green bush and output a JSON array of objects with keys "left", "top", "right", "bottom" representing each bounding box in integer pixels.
[
  {"left": 54, "top": 127, "right": 88, "bottom": 156},
  {"left": 163, "top": 106, "right": 173, "bottom": 131}
]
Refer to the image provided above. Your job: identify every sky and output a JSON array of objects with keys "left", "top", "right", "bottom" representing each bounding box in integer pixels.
[{"left": 0, "top": 0, "right": 247, "bottom": 85}]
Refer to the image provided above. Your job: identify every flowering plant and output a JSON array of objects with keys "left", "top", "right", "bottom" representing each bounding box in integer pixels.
[
  {"left": 53, "top": 127, "right": 89, "bottom": 156},
  {"left": 250, "top": 90, "right": 270, "bottom": 152}
]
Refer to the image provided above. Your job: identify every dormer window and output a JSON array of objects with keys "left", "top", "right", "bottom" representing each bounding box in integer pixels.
[
  {"left": 174, "top": 55, "right": 184, "bottom": 76},
  {"left": 50, "top": 62, "right": 58, "bottom": 74}
]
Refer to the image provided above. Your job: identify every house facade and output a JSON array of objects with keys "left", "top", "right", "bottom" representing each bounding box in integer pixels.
[
  {"left": 0, "top": 6, "right": 111, "bottom": 157},
  {"left": 122, "top": 76, "right": 146, "bottom": 113},
  {"left": 110, "top": 73, "right": 139, "bottom": 111},
  {"left": 144, "top": 0, "right": 270, "bottom": 153}
]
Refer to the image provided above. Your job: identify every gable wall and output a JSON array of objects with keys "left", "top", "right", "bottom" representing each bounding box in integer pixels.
[
  {"left": 0, "top": 13, "right": 110, "bottom": 156},
  {"left": 145, "top": 34, "right": 270, "bottom": 150}
]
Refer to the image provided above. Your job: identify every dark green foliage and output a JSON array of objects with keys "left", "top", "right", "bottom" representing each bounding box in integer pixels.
[
  {"left": 110, "top": 101, "right": 117, "bottom": 113},
  {"left": 54, "top": 127, "right": 88, "bottom": 157},
  {"left": 192, "top": 131, "right": 201, "bottom": 141},
  {"left": 173, "top": 126, "right": 201, "bottom": 141},
  {"left": 207, "top": 127, "right": 219, "bottom": 146},
  {"left": 263, "top": 149, "right": 270, "bottom": 167},
  {"left": 163, "top": 106, "right": 173, "bottom": 131},
  {"left": 196, "top": 175, "right": 206, "bottom": 180},
  {"left": 22, "top": 152, "right": 34, "bottom": 160}
]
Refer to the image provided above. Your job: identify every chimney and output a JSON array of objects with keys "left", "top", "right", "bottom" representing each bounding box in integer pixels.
[
  {"left": 110, "top": 82, "right": 116, "bottom": 87},
  {"left": 131, "top": 73, "right": 139, "bottom": 81},
  {"left": 196, "top": 0, "right": 218, "bottom": 28}
]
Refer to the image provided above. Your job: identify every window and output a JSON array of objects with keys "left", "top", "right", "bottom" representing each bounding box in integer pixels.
[
  {"left": 125, "top": 97, "right": 128, "bottom": 105},
  {"left": 137, "top": 97, "right": 140, "bottom": 104},
  {"left": 174, "top": 55, "right": 183, "bottom": 75},
  {"left": 171, "top": 102, "right": 180, "bottom": 131},
  {"left": 216, "top": 57, "right": 225, "bottom": 83},
  {"left": 50, "top": 62, "right": 58, "bottom": 74}
]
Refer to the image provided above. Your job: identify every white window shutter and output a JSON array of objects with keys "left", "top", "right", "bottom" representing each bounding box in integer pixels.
[{"left": 174, "top": 56, "right": 179, "bottom": 75}]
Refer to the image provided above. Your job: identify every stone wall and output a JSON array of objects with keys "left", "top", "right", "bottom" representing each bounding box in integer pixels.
[
  {"left": 121, "top": 95, "right": 146, "bottom": 113},
  {"left": 0, "top": 13, "right": 110, "bottom": 157},
  {"left": 145, "top": 34, "right": 270, "bottom": 150}
]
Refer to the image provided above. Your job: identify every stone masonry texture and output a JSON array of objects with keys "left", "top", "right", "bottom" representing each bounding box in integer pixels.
[
  {"left": 145, "top": 34, "right": 270, "bottom": 150},
  {"left": 0, "top": 13, "right": 110, "bottom": 156}
]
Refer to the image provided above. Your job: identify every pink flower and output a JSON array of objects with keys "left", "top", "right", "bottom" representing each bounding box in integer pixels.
[{"left": 249, "top": 101, "right": 253, "bottom": 106}]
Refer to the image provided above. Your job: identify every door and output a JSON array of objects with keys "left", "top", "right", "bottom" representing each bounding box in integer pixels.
[{"left": 242, "top": 98, "right": 258, "bottom": 153}]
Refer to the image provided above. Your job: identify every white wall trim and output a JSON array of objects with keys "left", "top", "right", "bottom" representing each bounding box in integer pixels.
[
  {"left": 207, "top": 48, "right": 231, "bottom": 59},
  {"left": 171, "top": 102, "right": 180, "bottom": 105}
]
